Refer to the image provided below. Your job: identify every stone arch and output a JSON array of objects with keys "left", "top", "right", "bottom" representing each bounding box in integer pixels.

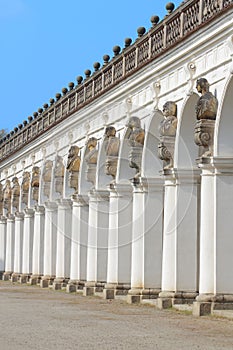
[
  {"left": 214, "top": 75, "right": 233, "bottom": 156},
  {"left": 174, "top": 93, "right": 199, "bottom": 169}
]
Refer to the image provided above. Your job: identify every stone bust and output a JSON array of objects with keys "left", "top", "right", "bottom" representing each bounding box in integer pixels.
[
  {"left": 42, "top": 160, "right": 53, "bottom": 198},
  {"left": 159, "top": 101, "right": 177, "bottom": 137},
  {"left": 12, "top": 177, "right": 20, "bottom": 211},
  {"left": 66, "top": 146, "right": 80, "bottom": 192},
  {"left": 54, "top": 156, "right": 65, "bottom": 194},
  {"left": 158, "top": 101, "right": 178, "bottom": 169},
  {"left": 195, "top": 78, "right": 218, "bottom": 120},
  {"left": 31, "top": 166, "right": 40, "bottom": 202},
  {"left": 21, "top": 172, "right": 30, "bottom": 206},
  {"left": 104, "top": 126, "right": 120, "bottom": 178},
  {"left": 85, "top": 137, "right": 98, "bottom": 185},
  {"left": 126, "top": 116, "right": 145, "bottom": 176},
  {"left": 3, "top": 180, "right": 11, "bottom": 213}
]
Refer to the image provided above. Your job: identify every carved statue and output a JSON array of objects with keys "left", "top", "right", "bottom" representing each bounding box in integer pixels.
[
  {"left": 85, "top": 137, "right": 98, "bottom": 185},
  {"left": 104, "top": 126, "right": 120, "bottom": 179},
  {"left": 126, "top": 116, "right": 145, "bottom": 175},
  {"left": 21, "top": 172, "right": 30, "bottom": 206},
  {"left": 42, "top": 160, "right": 53, "bottom": 198},
  {"left": 66, "top": 146, "right": 80, "bottom": 192},
  {"left": 54, "top": 156, "right": 65, "bottom": 194},
  {"left": 31, "top": 166, "right": 40, "bottom": 202},
  {"left": 195, "top": 78, "right": 218, "bottom": 120},
  {"left": 12, "top": 177, "right": 20, "bottom": 211},
  {"left": 194, "top": 78, "right": 218, "bottom": 157},
  {"left": 3, "top": 180, "right": 11, "bottom": 214},
  {"left": 0, "top": 183, "right": 3, "bottom": 215},
  {"left": 158, "top": 101, "right": 177, "bottom": 169}
]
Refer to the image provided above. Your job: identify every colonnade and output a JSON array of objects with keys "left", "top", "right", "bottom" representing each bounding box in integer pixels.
[{"left": 1, "top": 75, "right": 233, "bottom": 316}]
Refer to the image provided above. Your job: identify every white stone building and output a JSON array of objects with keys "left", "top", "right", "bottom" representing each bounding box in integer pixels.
[{"left": 0, "top": 0, "right": 233, "bottom": 316}]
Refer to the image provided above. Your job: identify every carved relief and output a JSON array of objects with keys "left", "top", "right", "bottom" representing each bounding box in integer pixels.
[
  {"left": 31, "top": 166, "right": 40, "bottom": 202},
  {"left": 12, "top": 177, "right": 20, "bottom": 211},
  {"left": 3, "top": 180, "right": 11, "bottom": 214},
  {"left": 42, "top": 160, "right": 53, "bottom": 198},
  {"left": 126, "top": 117, "right": 145, "bottom": 176},
  {"left": 85, "top": 137, "right": 98, "bottom": 186},
  {"left": 66, "top": 146, "right": 80, "bottom": 192},
  {"left": 158, "top": 101, "right": 177, "bottom": 169},
  {"left": 104, "top": 126, "right": 120, "bottom": 179},
  {"left": 21, "top": 172, "right": 30, "bottom": 206},
  {"left": 194, "top": 78, "right": 218, "bottom": 157}
]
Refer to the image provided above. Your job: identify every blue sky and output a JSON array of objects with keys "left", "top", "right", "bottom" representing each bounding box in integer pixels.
[{"left": 0, "top": 0, "right": 180, "bottom": 132}]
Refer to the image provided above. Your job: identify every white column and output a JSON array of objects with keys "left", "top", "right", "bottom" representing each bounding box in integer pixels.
[
  {"left": 30, "top": 205, "right": 45, "bottom": 284},
  {"left": 20, "top": 208, "right": 34, "bottom": 282},
  {"left": 3, "top": 215, "right": 15, "bottom": 280},
  {"left": 12, "top": 212, "right": 24, "bottom": 281},
  {"left": 67, "top": 195, "right": 88, "bottom": 292},
  {"left": 104, "top": 184, "right": 133, "bottom": 299},
  {"left": 84, "top": 190, "right": 109, "bottom": 296},
  {"left": 40, "top": 202, "right": 57, "bottom": 287},
  {"left": 0, "top": 216, "right": 7, "bottom": 278},
  {"left": 159, "top": 169, "right": 200, "bottom": 308},
  {"left": 53, "top": 199, "right": 72, "bottom": 289}
]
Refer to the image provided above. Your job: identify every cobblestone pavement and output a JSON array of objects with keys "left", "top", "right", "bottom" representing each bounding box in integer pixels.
[{"left": 0, "top": 281, "right": 233, "bottom": 350}]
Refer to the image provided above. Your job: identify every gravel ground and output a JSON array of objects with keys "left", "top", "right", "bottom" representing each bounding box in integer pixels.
[{"left": 0, "top": 281, "right": 233, "bottom": 350}]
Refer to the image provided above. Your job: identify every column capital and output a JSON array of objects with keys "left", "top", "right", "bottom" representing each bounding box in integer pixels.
[
  {"left": 72, "top": 194, "right": 89, "bottom": 206},
  {"left": 15, "top": 212, "right": 25, "bottom": 220},
  {"left": 7, "top": 214, "right": 15, "bottom": 222},
  {"left": 89, "top": 189, "right": 109, "bottom": 202},
  {"left": 56, "top": 198, "right": 72, "bottom": 209},
  {"left": 24, "top": 208, "right": 35, "bottom": 217},
  {"left": 34, "top": 205, "right": 45, "bottom": 214},
  {"left": 212, "top": 157, "right": 233, "bottom": 174},
  {"left": 0, "top": 215, "right": 7, "bottom": 223},
  {"left": 44, "top": 201, "right": 58, "bottom": 211},
  {"left": 112, "top": 182, "right": 133, "bottom": 197}
]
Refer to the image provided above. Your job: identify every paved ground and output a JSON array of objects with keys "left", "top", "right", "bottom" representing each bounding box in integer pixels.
[{"left": 0, "top": 281, "right": 233, "bottom": 350}]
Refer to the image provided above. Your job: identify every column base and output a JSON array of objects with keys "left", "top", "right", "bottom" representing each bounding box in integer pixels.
[
  {"left": 83, "top": 281, "right": 105, "bottom": 296},
  {"left": 66, "top": 280, "right": 85, "bottom": 293},
  {"left": 52, "top": 278, "right": 69, "bottom": 290},
  {"left": 157, "top": 291, "right": 197, "bottom": 309},
  {"left": 103, "top": 283, "right": 131, "bottom": 300},
  {"left": 3, "top": 271, "right": 13, "bottom": 281},
  {"left": 11, "top": 273, "right": 21, "bottom": 283},
  {"left": 40, "top": 275, "right": 55, "bottom": 288},
  {"left": 19, "top": 274, "right": 31, "bottom": 284},
  {"left": 0, "top": 271, "right": 4, "bottom": 279},
  {"left": 127, "top": 288, "right": 160, "bottom": 304},
  {"left": 28, "top": 274, "right": 42, "bottom": 285},
  {"left": 193, "top": 294, "right": 233, "bottom": 316}
]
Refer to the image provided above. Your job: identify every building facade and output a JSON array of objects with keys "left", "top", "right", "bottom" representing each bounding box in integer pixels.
[{"left": 0, "top": 0, "right": 233, "bottom": 316}]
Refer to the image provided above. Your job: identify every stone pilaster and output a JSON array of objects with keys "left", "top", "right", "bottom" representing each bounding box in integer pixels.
[
  {"left": 3, "top": 214, "right": 15, "bottom": 281},
  {"left": 53, "top": 199, "right": 72, "bottom": 290},
  {"left": 0, "top": 216, "right": 7, "bottom": 279},
  {"left": 11, "top": 212, "right": 24, "bottom": 282},
  {"left": 20, "top": 208, "right": 34, "bottom": 283},
  {"left": 83, "top": 190, "right": 109, "bottom": 296},
  {"left": 67, "top": 195, "right": 88, "bottom": 293},
  {"left": 29, "top": 206, "right": 45, "bottom": 285},
  {"left": 40, "top": 202, "right": 57, "bottom": 288}
]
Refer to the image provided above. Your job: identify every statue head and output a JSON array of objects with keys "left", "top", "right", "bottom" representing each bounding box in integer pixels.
[
  {"left": 162, "top": 101, "right": 177, "bottom": 118},
  {"left": 196, "top": 78, "right": 209, "bottom": 94},
  {"left": 105, "top": 126, "right": 116, "bottom": 138},
  {"left": 127, "top": 116, "right": 141, "bottom": 129},
  {"left": 86, "top": 137, "right": 97, "bottom": 151}
]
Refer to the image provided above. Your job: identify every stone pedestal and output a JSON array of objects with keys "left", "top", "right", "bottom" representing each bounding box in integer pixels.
[
  {"left": 103, "top": 184, "right": 132, "bottom": 299},
  {"left": 158, "top": 169, "right": 200, "bottom": 308},
  {"left": 53, "top": 199, "right": 72, "bottom": 290},
  {"left": 11, "top": 212, "right": 24, "bottom": 282},
  {"left": 40, "top": 202, "right": 57, "bottom": 288},
  {"left": 0, "top": 216, "right": 7, "bottom": 279},
  {"left": 3, "top": 215, "right": 15, "bottom": 280},
  {"left": 84, "top": 190, "right": 109, "bottom": 296},
  {"left": 29, "top": 206, "right": 45, "bottom": 285},
  {"left": 20, "top": 208, "right": 34, "bottom": 283},
  {"left": 67, "top": 195, "right": 88, "bottom": 293}
]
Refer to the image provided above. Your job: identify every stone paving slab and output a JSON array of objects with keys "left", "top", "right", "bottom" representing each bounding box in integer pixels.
[{"left": 0, "top": 281, "right": 233, "bottom": 350}]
